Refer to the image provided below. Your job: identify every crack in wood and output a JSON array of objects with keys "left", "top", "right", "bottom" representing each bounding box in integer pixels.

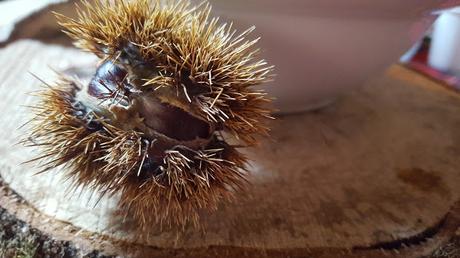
[
  {"left": 354, "top": 201, "right": 460, "bottom": 252},
  {"left": 353, "top": 216, "right": 447, "bottom": 251}
]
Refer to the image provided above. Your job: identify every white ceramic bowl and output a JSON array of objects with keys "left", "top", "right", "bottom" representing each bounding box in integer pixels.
[{"left": 199, "top": 0, "right": 457, "bottom": 112}]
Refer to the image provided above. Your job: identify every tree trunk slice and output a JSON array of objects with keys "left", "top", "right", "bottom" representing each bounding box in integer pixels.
[{"left": 0, "top": 40, "right": 459, "bottom": 257}]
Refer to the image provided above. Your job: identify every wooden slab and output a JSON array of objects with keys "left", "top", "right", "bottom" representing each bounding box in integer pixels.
[{"left": 0, "top": 40, "right": 459, "bottom": 257}]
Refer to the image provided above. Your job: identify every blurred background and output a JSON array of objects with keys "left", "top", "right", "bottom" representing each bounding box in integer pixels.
[{"left": 1, "top": 0, "right": 460, "bottom": 112}]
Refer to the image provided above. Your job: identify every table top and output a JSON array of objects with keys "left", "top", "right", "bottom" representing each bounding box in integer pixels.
[{"left": 0, "top": 39, "right": 459, "bottom": 257}]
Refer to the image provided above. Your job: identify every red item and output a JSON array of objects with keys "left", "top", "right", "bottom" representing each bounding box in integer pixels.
[{"left": 405, "top": 38, "right": 460, "bottom": 90}]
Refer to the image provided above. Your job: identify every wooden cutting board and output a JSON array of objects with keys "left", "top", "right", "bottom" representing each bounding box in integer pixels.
[{"left": 0, "top": 40, "right": 459, "bottom": 257}]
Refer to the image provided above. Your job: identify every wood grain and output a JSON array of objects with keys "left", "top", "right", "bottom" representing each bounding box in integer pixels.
[{"left": 0, "top": 40, "right": 459, "bottom": 257}]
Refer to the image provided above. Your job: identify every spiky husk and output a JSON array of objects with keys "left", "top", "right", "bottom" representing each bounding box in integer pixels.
[
  {"left": 28, "top": 78, "right": 248, "bottom": 227},
  {"left": 57, "top": 0, "right": 273, "bottom": 143},
  {"left": 27, "top": 0, "right": 273, "bottom": 229}
]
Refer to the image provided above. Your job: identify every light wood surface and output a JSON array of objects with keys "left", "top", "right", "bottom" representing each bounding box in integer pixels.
[{"left": 0, "top": 40, "right": 459, "bottom": 257}]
